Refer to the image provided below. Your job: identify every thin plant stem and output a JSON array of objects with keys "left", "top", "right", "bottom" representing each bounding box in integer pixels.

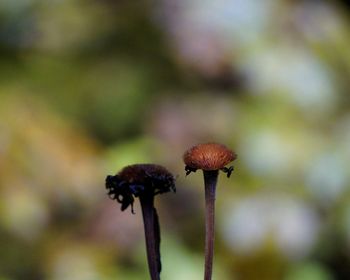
[
  {"left": 203, "top": 170, "right": 219, "bottom": 280},
  {"left": 140, "top": 194, "right": 161, "bottom": 280}
]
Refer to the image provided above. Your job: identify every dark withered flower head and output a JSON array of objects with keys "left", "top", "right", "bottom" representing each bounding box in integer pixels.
[
  {"left": 106, "top": 164, "right": 175, "bottom": 213},
  {"left": 183, "top": 142, "right": 237, "bottom": 177}
]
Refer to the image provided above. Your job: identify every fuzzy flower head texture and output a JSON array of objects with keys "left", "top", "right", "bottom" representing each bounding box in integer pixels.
[
  {"left": 184, "top": 143, "right": 237, "bottom": 177},
  {"left": 105, "top": 164, "right": 176, "bottom": 213}
]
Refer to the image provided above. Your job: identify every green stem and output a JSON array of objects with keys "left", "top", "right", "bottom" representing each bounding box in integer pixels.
[
  {"left": 203, "top": 170, "right": 219, "bottom": 280},
  {"left": 140, "top": 194, "right": 161, "bottom": 280}
]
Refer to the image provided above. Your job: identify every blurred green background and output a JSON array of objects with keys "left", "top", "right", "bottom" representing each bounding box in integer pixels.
[{"left": 1, "top": 0, "right": 350, "bottom": 279}]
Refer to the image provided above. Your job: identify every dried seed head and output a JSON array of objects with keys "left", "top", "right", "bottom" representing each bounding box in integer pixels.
[
  {"left": 105, "top": 164, "right": 175, "bottom": 213},
  {"left": 183, "top": 143, "right": 237, "bottom": 171}
]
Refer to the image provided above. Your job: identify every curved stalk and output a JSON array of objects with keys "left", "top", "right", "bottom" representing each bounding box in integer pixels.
[
  {"left": 140, "top": 194, "right": 161, "bottom": 280},
  {"left": 203, "top": 170, "right": 219, "bottom": 280}
]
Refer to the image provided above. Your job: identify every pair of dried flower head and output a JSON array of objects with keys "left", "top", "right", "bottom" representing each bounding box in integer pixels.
[{"left": 105, "top": 143, "right": 237, "bottom": 280}]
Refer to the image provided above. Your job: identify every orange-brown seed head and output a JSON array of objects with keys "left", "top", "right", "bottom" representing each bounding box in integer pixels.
[{"left": 183, "top": 143, "right": 237, "bottom": 171}]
